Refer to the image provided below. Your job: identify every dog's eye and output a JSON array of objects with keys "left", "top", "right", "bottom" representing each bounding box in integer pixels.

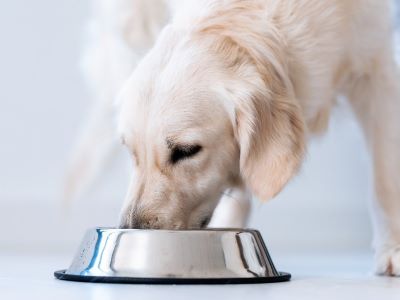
[{"left": 171, "top": 144, "right": 202, "bottom": 164}]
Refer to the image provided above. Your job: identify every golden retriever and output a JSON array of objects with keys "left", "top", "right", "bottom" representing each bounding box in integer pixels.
[{"left": 67, "top": 0, "right": 400, "bottom": 276}]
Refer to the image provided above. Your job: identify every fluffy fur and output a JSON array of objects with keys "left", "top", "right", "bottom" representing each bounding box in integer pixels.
[{"left": 68, "top": 0, "right": 400, "bottom": 276}]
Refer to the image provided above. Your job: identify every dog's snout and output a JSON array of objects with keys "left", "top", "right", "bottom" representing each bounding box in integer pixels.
[
  {"left": 119, "top": 211, "right": 161, "bottom": 229},
  {"left": 119, "top": 209, "right": 189, "bottom": 229}
]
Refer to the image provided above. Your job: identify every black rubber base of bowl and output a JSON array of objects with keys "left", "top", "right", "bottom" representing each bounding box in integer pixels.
[{"left": 54, "top": 270, "right": 290, "bottom": 284}]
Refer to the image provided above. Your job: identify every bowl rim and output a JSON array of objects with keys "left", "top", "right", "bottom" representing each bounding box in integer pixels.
[{"left": 89, "top": 227, "right": 261, "bottom": 233}]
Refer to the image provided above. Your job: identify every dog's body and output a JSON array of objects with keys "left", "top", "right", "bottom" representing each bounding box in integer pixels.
[{"left": 68, "top": 0, "right": 400, "bottom": 275}]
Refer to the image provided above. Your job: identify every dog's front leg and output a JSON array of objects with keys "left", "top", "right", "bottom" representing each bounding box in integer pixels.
[
  {"left": 208, "top": 187, "right": 251, "bottom": 228},
  {"left": 348, "top": 55, "right": 400, "bottom": 276}
]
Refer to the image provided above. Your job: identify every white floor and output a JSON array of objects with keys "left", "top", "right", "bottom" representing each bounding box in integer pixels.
[{"left": 1, "top": 252, "right": 400, "bottom": 300}]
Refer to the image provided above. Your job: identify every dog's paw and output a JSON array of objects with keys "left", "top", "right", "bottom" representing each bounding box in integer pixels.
[{"left": 374, "top": 245, "right": 400, "bottom": 276}]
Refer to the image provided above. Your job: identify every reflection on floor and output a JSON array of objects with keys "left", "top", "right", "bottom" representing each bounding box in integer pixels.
[{"left": 1, "top": 252, "right": 399, "bottom": 300}]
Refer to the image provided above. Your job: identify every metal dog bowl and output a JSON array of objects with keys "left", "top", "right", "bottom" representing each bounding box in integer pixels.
[{"left": 54, "top": 227, "right": 290, "bottom": 284}]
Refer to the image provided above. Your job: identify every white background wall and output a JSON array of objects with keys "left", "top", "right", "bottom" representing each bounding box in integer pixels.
[{"left": 2, "top": 0, "right": 392, "bottom": 256}]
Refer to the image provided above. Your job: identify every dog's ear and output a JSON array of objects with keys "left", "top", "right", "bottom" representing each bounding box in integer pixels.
[
  {"left": 196, "top": 13, "right": 306, "bottom": 201},
  {"left": 225, "top": 34, "right": 306, "bottom": 202},
  {"left": 235, "top": 90, "right": 305, "bottom": 201}
]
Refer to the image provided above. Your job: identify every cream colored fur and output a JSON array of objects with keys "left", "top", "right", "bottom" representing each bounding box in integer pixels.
[{"left": 69, "top": 0, "right": 400, "bottom": 276}]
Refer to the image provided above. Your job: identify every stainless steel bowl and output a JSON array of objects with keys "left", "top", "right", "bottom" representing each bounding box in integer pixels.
[{"left": 54, "top": 228, "right": 290, "bottom": 284}]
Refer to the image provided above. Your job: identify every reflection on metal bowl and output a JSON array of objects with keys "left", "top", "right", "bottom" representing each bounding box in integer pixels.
[{"left": 54, "top": 227, "right": 290, "bottom": 284}]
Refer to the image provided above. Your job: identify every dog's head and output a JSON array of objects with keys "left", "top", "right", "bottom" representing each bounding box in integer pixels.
[{"left": 118, "top": 20, "right": 305, "bottom": 229}]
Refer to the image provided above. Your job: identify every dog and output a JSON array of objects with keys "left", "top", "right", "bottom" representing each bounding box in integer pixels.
[{"left": 66, "top": 0, "right": 400, "bottom": 276}]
